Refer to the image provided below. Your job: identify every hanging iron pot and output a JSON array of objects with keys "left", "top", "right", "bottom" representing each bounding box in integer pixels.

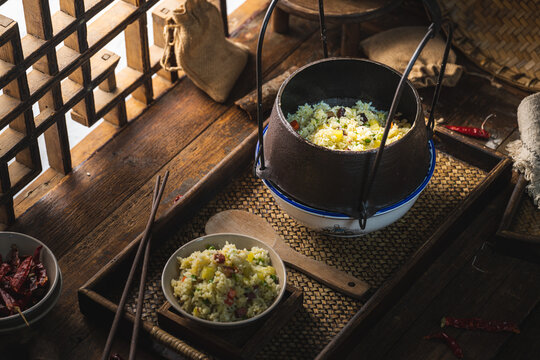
[{"left": 254, "top": 0, "right": 453, "bottom": 235}]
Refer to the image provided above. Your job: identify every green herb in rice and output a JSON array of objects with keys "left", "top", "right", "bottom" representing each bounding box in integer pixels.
[
  {"left": 171, "top": 243, "right": 279, "bottom": 322},
  {"left": 287, "top": 100, "right": 411, "bottom": 151}
]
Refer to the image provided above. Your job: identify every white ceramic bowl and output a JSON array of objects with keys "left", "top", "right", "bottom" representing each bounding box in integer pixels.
[
  {"left": 258, "top": 140, "right": 436, "bottom": 237},
  {"left": 0, "top": 232, "right": 62, "bottom": 333},
  {"left": 162, "top": 233, "right": 287, "bottom": 328}
]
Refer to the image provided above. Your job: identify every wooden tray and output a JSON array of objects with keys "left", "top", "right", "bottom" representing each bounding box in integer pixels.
[
  {"left": 157, "top": 285, "right": 302, "bottom": 360},
  {"left": 78, "top": 126, "right": 512, "bottom": 359},
  {"left": 494, "top": 173, "right": 540, "bottom": 262}
]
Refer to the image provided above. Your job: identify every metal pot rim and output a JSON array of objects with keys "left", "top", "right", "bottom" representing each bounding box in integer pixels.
[{"left": 274, "top": 57, "right": 425, "bottom": 155}]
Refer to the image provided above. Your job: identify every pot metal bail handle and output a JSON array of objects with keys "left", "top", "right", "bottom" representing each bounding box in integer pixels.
[
  {"left": 358, "top": 19, "right": 454, "bottom": 230},
  {"left": 254, "top": 0, "right": 328, "bottom": 174}
]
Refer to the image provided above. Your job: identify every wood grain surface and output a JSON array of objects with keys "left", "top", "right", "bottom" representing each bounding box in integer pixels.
[{"left": 3, "top": 0, "right": 538, "bottom": 359}]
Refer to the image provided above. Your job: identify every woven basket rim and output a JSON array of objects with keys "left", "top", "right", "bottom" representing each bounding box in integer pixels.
[{"left": 438, "top": 0, "right": 540, "bottom": 92}]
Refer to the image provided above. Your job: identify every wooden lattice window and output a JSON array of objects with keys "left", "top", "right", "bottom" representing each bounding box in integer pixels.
[{"left": 0, "top": 0, "right": 190, "bottom": 225}]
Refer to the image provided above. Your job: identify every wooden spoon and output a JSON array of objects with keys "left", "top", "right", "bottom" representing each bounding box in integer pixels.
[{"left": 205, "top": 210, "right": 370, "bottom": 299}]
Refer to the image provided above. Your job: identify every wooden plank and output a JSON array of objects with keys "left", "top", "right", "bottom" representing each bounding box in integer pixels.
[
  {"left": 84, "top": 0, "right": 112, "bottom": 12},
  {"left": 0, "top": 14, "right": 16, "bottom": 43},
  {"left": 419, "top": 62, "right": 522, "bottom": 151},
  {"left": 13, "top": 120, "right": 119, "bottom": 217},
  {"left": 381, "top": 242, "right": 540, "bottom": 360},
  {"left": 0, "top": 24, "right": 40, "bottom": 173},
  {"left": 27, "top": 68, "right": 52, "bottom": 96},
  {"left": 86, "top": 1, "right": 137, "bottom": 48},
  {"left": 70, "top": 48, "right": 120, "bottom": 126},
  {"left": 124, "top": 16, "right": 153, "bottom": 104},
  {"left": 61, "top": 0, "right": 97, "bottom": 126},
  {"left": 98, "top": 78, "right": 128, "bottom": 126},
  {"left": 0, "top": 128, "right": 25, "bottom": 159},
  {"left": 22, "top": 0, "right": 53, "bottom": 39},
  {"left": 60, "top": 77, "right": 83, "bottom": 104},
  {"left": 33, "top": 107, "right": 54, "bottom": 129},
  {"left": 0, "top": 58, "right": 14, "bottom": 78},
  {"left": 125, "top": 96, "right": 147, "bottom": 121},
  {"left": 0, "top": 93, "right": 21, "bottom": 124},
  {"left": 151, "top": 73, "right": 173, "bottom": 99},
  {"left": 51, "top": 10, "right": 77, "bottom": 37},
  {"left": 56, "top": 45, "right": 80, "bottom": 72},
  {"left": 90, "top": 49, "right": 120, "bottom": 81},
  {"left": 9, "top": 76, "right": 227, "bottom": 253},
  {"left": 0, "top": 162, "right": 14, "bottom": 225},
  {"left": 7, "top": 159, "right": 33, "bottom": 187},
  {"left": 23, "top": 0, "right": 72, "bottom": 175},
  {"left": 496, "top": 302, "right": 540, "bottom": 359},
  {"left": 20, "top": 34, "right": 46, "bottom": 59}
]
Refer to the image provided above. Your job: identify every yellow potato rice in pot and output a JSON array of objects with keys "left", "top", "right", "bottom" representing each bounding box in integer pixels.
[
  {"left": 171, "top": 243, "right": 280, "bottom": 322},
  {"left": 287, "top": 100, "right": 411, "bottom": 151}
]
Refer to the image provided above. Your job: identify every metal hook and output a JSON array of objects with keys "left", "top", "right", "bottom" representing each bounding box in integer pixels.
[
  {"left": 471, "top": 241, "right": 492, "bottom": 273},
  {"left": 481, "top": 113, "right": 495, "bottom": 131},
  {"left": 254, "top": 0, "right": 328, "bottom": 175}
]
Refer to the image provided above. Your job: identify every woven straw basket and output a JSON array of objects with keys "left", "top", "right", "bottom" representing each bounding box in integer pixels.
[{"left": 437, "top": 0, "right": 540, "bottom": 92}]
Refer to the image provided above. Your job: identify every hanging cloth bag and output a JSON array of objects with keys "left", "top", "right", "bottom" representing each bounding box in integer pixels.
[{"left": 160, "top": 0, "right": 249, "bottom": 103}]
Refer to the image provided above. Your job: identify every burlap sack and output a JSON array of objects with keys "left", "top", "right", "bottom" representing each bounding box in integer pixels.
[
  {"left": 360, "top": 26, "right": 463, "bottom": 88},
  {"left": 160, "top": 0, "right": 249, "bottom": 103}
]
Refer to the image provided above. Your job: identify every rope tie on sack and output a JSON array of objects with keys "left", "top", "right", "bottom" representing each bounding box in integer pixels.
[{"left": 160, "top": 22, "right": 183, "bottom": 71}]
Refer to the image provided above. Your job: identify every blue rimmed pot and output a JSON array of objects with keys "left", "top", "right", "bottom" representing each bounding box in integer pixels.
[
  {"left": 253, "top": 0, "right": 451, "bottom": 232},
  {"left": 256, "top": 130, "right": 436, "bottom": 236}
]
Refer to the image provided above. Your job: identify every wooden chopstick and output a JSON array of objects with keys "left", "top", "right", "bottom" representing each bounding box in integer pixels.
[
  {"left": 128, "top": 172, "right": 169, "bottom": 360},
  {"left": 101, "top": 171, "right": 169, "bottom": 360}
]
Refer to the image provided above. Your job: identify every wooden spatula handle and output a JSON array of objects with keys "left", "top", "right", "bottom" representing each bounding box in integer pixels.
[{"left": 275, "top": 242, "right": 369, "bottom": 299}]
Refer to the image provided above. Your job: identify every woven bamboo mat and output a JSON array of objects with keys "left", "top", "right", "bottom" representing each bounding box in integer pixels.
[
  {"left": 509, "top": 195, "right": 540, "bottom": 236},
  {"left": 438, "top": 0, "right": 540, "bottom": 92},
  {"left": 125, "top": 151, "right": 486, "bottom": 359}
]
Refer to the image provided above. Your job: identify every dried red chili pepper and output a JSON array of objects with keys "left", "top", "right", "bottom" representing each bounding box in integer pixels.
[
  {"left": 27, "top": 273, "right": 38, "bottom": 292},
  {"left": 0, "top": 263, "right": 11, "bottom": 282},
  {"left": 11, "top": 256, "right": 33, "bottom": 293},
  {"left": 32, "top": 245, "right": 42, "bottom": 264},
  {"left": 0, "top": 288, "right": 18, "bottom": 314},
  {"left": 441, "top": 316, "right": 520, "bottom": 334},
  {"left": 8, "top": 244, "right": 20, "bottom": 268},
  {"left": 444, "top": 113, "right": 494, "bottom": 139},
  {"left": 1, "top": 275, "right": 12, "bottom": 290},
  {"left": 444, "top": 125, "right": 490, "bottom": 139},
  {"left": 35, "top": 262, "right": 48, "bottom": 287},
  {"left": 290, "top": 120, "right": 300, "bottom": 130},
  {"left": 424, "top": 331, "right": 463, "bottom": 359}
]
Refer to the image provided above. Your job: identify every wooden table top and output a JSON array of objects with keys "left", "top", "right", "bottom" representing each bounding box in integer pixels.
[
  {"left": 2, "top": 0, "right": 539, "bottom": 359},
  {"left": 276, "top": 0, "right": 402, "bottom": 22}
]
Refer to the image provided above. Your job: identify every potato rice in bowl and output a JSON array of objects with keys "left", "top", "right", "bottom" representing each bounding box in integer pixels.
[
  {"left": 287, "top": 100, "right": 411, "bottom": 151},
  {"left": 170, "top": 242, "right": 280, "bottom": 323}
]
